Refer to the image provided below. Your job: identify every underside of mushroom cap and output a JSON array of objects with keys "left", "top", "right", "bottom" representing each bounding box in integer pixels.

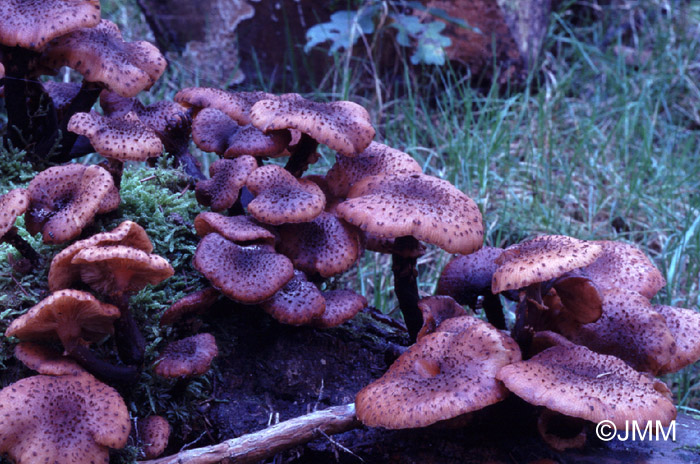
[
  {"left": 0, "top": 372, "right": 130, "bottom": 464},
  {"left": 336, "top": 173, "right": 483, "bottom": 255},
  {"left": 355, "top": 315, "right": 521, "bottom": 429},
  {"left": 250, "top": 93, "right": 375, "bottom": 157},
  {"left": 497, "top": 345, "right": 677, "bottom": 428}
]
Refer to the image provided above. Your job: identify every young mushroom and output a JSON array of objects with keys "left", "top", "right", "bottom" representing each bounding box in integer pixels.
[{"left": 153, "top": 333, "right": 218, "bottom": 379}]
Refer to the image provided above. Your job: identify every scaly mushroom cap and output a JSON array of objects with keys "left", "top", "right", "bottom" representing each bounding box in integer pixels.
[
  {"left": 49, "top": 220, "right": 152, "bottom": 291},
  {"left": 497, "top": 345, "right": 677, "bottom": 428},
  {"left": 153, "top": 333, "right": 218, "bottom": 379},
  {"left": 195, "top": 156, "right": 257, "bottom": 212},
  {"left": 336, "top": 173, "right": 483, "bottom": 255},
  {"left": 355, "top": 315, "right": 521, "bottom": 429},
  {"left": 191, "top": 107, "right": 239, "bottom": 155},
  {"left": 246, "top": 164, "right": 326, "bottom": 225},
  {"left": 174, "top": 88, "right": 275, "bottom": 124},
  {"left": 558, "top": 288, "right": 675, "bottom": 374},
  {"left": 138, "top": 416, "right": 170, "bottom": 459},
  {"left": 261, "top": 270, "right": 326, "bottom": 326},
  {"left": 654, "top": 305, "right": 700, "bottom": 374},
  {"left": 437, "top": 246, "right": 502, "bottom": 307},
  {"left": 193, "top": 233, "right": 294, "bottom": 304},
  {"left": 68, "top": 111, "right": 163, "bottom": 161},
  {"left": 43, "top": 81, "right": 82, "bottom": 120},
  {"left": 14, "top": 342, "right": 85, "bottom": 376},
  {"left": 578, "top": 240, "right": 666, "bottom": 299},
  {"left": 277, "top": 212, "right": 363, "bottom": 278},
  {"left": 0, "top": 0, "right": 101, "bottom": 50},
  {"left": 160, "top": 287, "right": 220, "bottom": 327},
  {"left": 5, "top": 289, "right": 119, "bottom": 351},
  {"left": 99, "top": 91, "right": 190, "bottom": 137},
  {"left": 194, "top": 212, "right": 276, "bottom": 246},
  {"left": 41, "top": 19, "right": 166, "bottom": 97},
  {"left": 325, "top": 141, "right": 423, "bottom": 197},
  {"left": 250, "top": 93, "right": 375, "bottom": 157},
  {"left": 312, "top": 289, "right": 367, "bottom": 328},
  {"left": 416, "top": 295, "right": 468, "bottom": 340},
  {"left": 71, "top": 245, "right": 174, "bottom": 297},
  {"left": 26, "top": 164, "right": 117, "bottom": 244},
  {"left": 491, "top": 235, "right": 603, "bottom": 293},
  {"left": 0, "top": 188, "right": 29, "bottom": 237},
  {"left": 0, "top": 372, "right": 130, "bottom": 464}
]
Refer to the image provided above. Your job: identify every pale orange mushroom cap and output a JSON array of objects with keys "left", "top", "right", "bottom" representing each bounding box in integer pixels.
[
  {"left": 14, "top": 341, "right": 86, "bottom": 376},
  {"left": 0, "top": 188, "right": 29, "bottom": 238},
  {"left": 355, "top": 315, "right": 521, "bottom": 429},
  {"left": 153, "top": 333, "right": 218, "bottom": 379},
  {"left": 491, "top": 235, "right": 603, "bottom": 293},
  {"left": 41, "top": 19, "right": 166, "bottom": 97},
  {"left": 312, "top": 289, "right": 367, "bottom": 329},
  {"left": 195, "top": 156, "right": 257, "bottom": 212},
  {"left": 250, "top": 93, "right": 375, "bottom": 157},
  {"left": 49, "top": 220, "right": 153, "bottom": 291},
  {"left": 579, "top": 240, "right": 666, "bottom": 299},
  {"left": 194, "top": 212, "right": 276, "bottom": 246},
  {"left": 160, "top": 287, "right": 220, "bottom": 327},
  {"left": 174, "top": 87, "right": 275, "bottom": 125},
  {"left": 0, "top": 372, "right": 130, "bottom": 464},
  {"left": 0, "top": 0, "right": 101, "bottom": 50},
  {"left": 336, "top": 173, "right": 483, "bottom": 255},
  {"left": 261, "top": 270, "right": 326, "bottom": 326},
  {"left": 71, "top": 245, "right": 174, "bottom": 297},
  {"left": 654, "top": 304, "right": 700, "bottom": 374},
  {"left": 138, "top": 415, "right": 170, "bottom": 459},
  {"left": 26, "top": 164, "right": 117, "bottom": 244},
  {"left": 246, "top": 164, "right": 326, "bottom": 225},
  {"left": 497, "top": 345, "right": 677, "bottom": 428},
  {"left": 68, "top": 111, "right": 164, "bottom": 161},
  {"left": 325, "top": 141, "right": 422, "bottom": 197},
  {"left": 193, "top": 233, "right": 294, "bottom": 304}
]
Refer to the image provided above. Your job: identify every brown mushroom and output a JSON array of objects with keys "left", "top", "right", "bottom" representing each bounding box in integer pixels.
[
  {"left": 312, "top": 289, "right": 368, "bottom": 328},
  {"left": 195, "top": 156, "right": 257, "bottom": 212},
  {"left": 260, "top": 270, "right": 326, "bottom": 326},
  {"left": 415, "top": 295, "right": 468, "bottom": 340},
  {"left": 153, "top": 333, "right": 218, "bottom": 379},
  {"left": 14, "top": 341, "right": 85, "bottom": 376},
  {"left": 174, "top": 87, "right": 275, "bottom": 124},
  {"left": 0, "top": 188, "right": 41, "bottom": 266},
  {"left": 160, "top": 288, "right": 220, "bottom": 327},
  {"left": 193, "top": 212, "right": 276, "bottom": 246},
  {"left": 655, "top": 304, "right": 700, "bottom": 374},
  {"left": 138, "top": 416, "right": 171, "bottom": 459}
]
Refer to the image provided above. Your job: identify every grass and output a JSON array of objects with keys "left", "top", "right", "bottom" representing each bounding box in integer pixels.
[{"left": 2, "top": 0, "right": 700, "bottom": 459}]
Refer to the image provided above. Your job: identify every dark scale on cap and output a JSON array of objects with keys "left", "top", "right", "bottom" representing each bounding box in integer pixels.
[
  {"left": 277, "top": 212, "right": 362, "bottom": 278},
  {"left": 491, "top": 235, "right": 603, "bottom": 293},
  {"left": 261, "top": 270, "right": 326, "bottom": 325},
  {"left": 654, "top": 304, "right": 700, "bottom": 374},
  {"left": 191, "top": 108, "right": 241, "bottom": 155},
  {"left": 312, "top": 289, "right": 367, "bottom": 328},
  {"left": 0, "top": 372, "right": 129, "bottom": 463},
  {"left": 153, "top": 333, "right": 218, "bottom": 378},
  {"left": 195, "top": 156, "right": 257, "bottom": 211},
  {"left": 246, "top": 165, "right": 325, "bottom": 225},
  {"left": 138, "top": 415, "right": 170, "bottom": 459},
  {"left": 336, "top": 173, "right": 483, "bottom": 255},
  {"left": 497, "top": 345, "right": 677, "bottom": 428},
  {"left": 193, "top": 233, "right": 294, "bottom": 304}
]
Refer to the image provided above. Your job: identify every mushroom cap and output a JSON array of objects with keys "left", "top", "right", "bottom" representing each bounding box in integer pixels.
[
  {"left": 5, "top": 289, "right": 120, "bottom": 349},
  {"left": 71, "top": 245, "right": 175, "bottom": 297},
  {"left": 491, "top": 235, "right": 603, "bottom": 293},
  {"left": 437, "top": 246, "right": 502, "bottom": 307},
  {"left": 355, "top": 315, "right": 521, "bottom": 429},
  {"left": 416, "top": 295, "right": 468, "bottom": 340},
  {"left": 325, "top": 141, "right": 423, "bottom": 197},
  {"left": 174, "top": 88, "right": 275, "bottom": 124},
  {"left": 49, "top": 220, "right": 153, "bottom": 291},
  {"left": 277, "top": 212, "right": 363, "bottom": 278},
  {"left": 336, "top": 173, "right": 483, "bottom": 255},
  {"left": 0, "top": 372, "right": 130, "bottom": 464},
  {"left": 26, "top": 164, "right": 117, "bottom": 244},
  {"left": 223, "top": 124, "right": 291, "bottom": 159},
  {"left": 497, "top": 345, "right": 677, "bottom": 428},
  {"left": 14, "top": 341, "right": 85, "bottom": 376},
  {"left": 41, "top": 19, "right": 166, "bottom": 97},
  {"left": 558, "top": 288, "right": 675, "bottom": 374},
  {"left": 99, "top": 91, "right": 190, "bottom": 137},
  {"left": 153, "top": 333, "right": 218, "bottom": 379},
  {"left": 194, "top": 212, "right": 276, "bottom": 246},
  {"left": 160, "top": 287, "right": 220, "bottom": 326},
  {"left": 68, "top": 111, "right": 164, "bottom": 161},
  {"left": 654, "top": 305, "right": 700, "bottom": 374},
  {"left": 43, "top": 81, "right": 82, "bottom": 120},
  {"left": 261, "top": 270, "right": 326, "bottom": 326},
  {"left": 0, "top": 0, "right": 101, "bottom": 50},
  {"left": 195, "top": 156, "right": 257, "bottom": 212},
  {"left": 246, "top": 164, "right": 326, "bottom": 225},
  {"left": 250, "top": 93, "right": 375, "bottom": 157},
  {"left": 312, "top": 289, "right": 368, "bottom": 328},
  {"left": 138, "top": 415, "right": 170, "bottom": 459},
  {"left": 0, "top": 188, "right": 29, "bottom": 238},
  {"left": 193, "top": 233, "right": 294, "bottom": 304},
  {"left": 579, "top": 240, "right": 666, "bottom": 299}
]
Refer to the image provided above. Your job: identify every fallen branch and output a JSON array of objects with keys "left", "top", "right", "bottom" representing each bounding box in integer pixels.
[{"left": 138, "top": 403, "right": 360, "bottom": 464}]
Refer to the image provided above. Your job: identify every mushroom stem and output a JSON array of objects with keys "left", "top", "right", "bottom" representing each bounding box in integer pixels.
[
  {"left": 482, "top": 292, "right": 506, "bottom": 330},
  {"left": 111, "top": 294, "right": 146, "bottom": 366},
  {"left": 284, "top": 133, "right": 319, "bottom": 178},
  {"left": 67, "top": 344, "right": 140, "bottom": 384},
  {"left": 513, "top": 282, "right": 543, "bottom": 354},
  {"left": 2, "top": 226, "right": 42, "bottom": 268},
  {"left": 392, "top": 235, "right": 423, "bottom": 342}
]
